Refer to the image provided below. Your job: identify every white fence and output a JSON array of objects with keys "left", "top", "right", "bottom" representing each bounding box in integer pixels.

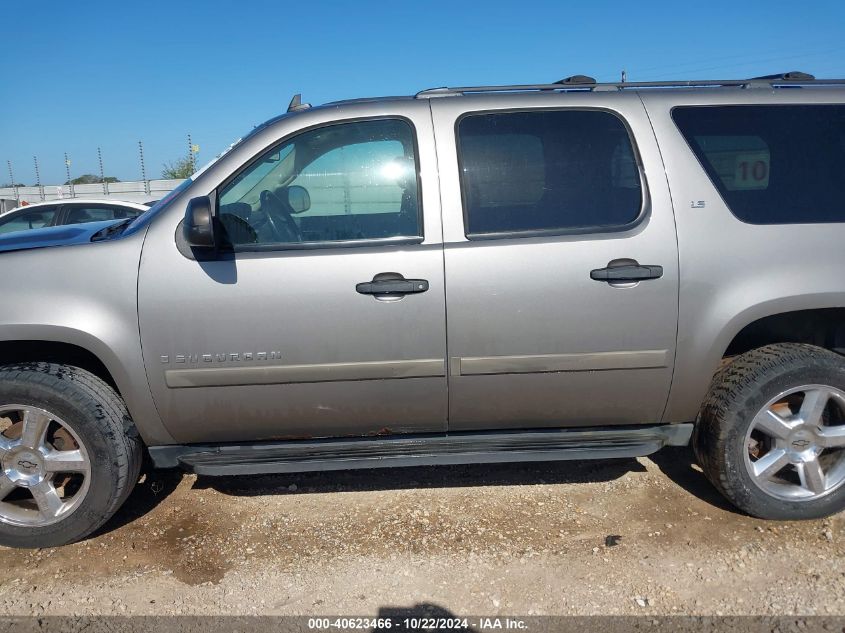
[{"left": 0, "top": 179, "right": 182, "bottom": 206}]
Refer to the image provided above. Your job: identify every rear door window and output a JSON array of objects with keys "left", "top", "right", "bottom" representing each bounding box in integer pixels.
[
  {"left": 673, "top": 105, "right": 845, "bottom": 224},
  {"left": 64, "top": 205, "right": 139, "bottom": 224},
  {"left": 456, "top": 109, "right": 643, "bottom": 237}
]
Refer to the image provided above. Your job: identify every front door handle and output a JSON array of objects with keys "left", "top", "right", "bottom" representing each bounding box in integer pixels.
[
  {"left": 356, "top": 276, "right": 429, "bottom": 296},
  {"left": 590, "top": 264, "right": 663, "bottom": 283}
]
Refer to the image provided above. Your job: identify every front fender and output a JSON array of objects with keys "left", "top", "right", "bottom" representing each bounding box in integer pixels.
[
  {"left": 0, "top": 236, "right": 174, "bottom": 445},
  {"left": 0, "top": 325, "right": 175, "bottom": 446}
]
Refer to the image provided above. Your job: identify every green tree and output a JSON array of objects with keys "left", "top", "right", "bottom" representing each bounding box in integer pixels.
[
  {"left": 161, "top": 157, "right": 193, "bottom": 179},
  {"left": 65, "top": 174, "right": 120, "bottom": 185}
]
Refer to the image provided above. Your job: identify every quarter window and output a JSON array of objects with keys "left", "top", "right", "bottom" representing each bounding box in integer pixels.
[
  {"left": 673, "top": 105, "right": 845, "bottom": 224},
  {"left": 457, "top": 110, "right": 643, "bottom": 237},
  {"left": 217, "top": 119, "right": 421, "bottom": 247}
]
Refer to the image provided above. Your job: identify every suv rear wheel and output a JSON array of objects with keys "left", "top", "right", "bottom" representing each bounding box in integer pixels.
[
  {"left": 694, "top": 343, "right": 845, "bottom": 519},
  {"left": 0, "top": 363, "right": 142, "bottom": 547}
]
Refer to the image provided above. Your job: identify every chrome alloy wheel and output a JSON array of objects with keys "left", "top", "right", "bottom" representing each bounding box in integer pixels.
[
  {"left": 0, "top": 405, "right": 91, "bottom": 527},
  {"left": 744, "top": 385, "right": 845, "bottom": 501}
]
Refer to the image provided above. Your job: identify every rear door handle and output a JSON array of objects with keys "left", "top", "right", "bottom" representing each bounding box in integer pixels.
[
  {"left": 590, "top": 264, "right": 663, "bottom": 283},
  {"left": 356, "top": 278, "right": 429, "bottom": 296}
]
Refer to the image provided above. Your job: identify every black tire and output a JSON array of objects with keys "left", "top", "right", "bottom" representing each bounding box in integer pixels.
[
  {"left": 694, "top": 343, "right": 845, "bottom": 520},
  {"left": 0, "top": 363, "right": 142, "bottom": 547}
]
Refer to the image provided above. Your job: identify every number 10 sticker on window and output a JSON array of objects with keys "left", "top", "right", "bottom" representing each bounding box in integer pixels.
[{"left": 734, "top": 151, "right": 770, "bottom": 190}]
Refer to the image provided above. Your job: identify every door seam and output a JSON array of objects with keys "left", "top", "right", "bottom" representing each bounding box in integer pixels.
[
  {"left": 427, "top": 98, "right": 451, "bottom": 433},
  {"left": 636, "top": 92, "right": 682, "bottom": 424}
]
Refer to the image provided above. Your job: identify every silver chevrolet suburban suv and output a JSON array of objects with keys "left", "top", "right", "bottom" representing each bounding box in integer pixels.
[{"left": 1, "top": 72, "right": 844, "bottom": 548}]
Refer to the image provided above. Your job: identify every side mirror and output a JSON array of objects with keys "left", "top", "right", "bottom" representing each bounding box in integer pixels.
[
  {"left": 286, "top": 185, "right": 311, "bottom": 214},
  {"left": 183, "top": 196, "right": 217, "bottom": 250}
]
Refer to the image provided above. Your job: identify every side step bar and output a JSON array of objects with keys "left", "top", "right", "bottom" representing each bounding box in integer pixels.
[{"left": 149, "top": 424, "right": 693, "bottom": 476}]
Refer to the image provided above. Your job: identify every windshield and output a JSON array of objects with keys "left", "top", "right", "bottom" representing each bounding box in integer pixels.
[
  {"left": 120, "top": 116, "right": 295, "bottom": 238},
  {"left": 189, "top": 135, "right": 244, "bottom": 181},
  {"left": 123, "top": 177, "right": 193, "bottom": 236}
]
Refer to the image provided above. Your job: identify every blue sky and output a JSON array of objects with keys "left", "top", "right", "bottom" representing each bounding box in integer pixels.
[{"left": 1, "top": 0, "right": 844, "bottom": 185}]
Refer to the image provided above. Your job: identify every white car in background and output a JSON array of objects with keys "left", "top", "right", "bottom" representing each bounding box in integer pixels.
[{"left": 0, "top": 199, "right": 149, "bottom": 235}]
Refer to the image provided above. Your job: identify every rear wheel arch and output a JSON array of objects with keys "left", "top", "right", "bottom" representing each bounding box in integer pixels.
[
  {"left": 723, "top": 308, "right": 845, "bottom": 360},
  {"left": 693, "top": 342, "right": 845, "bottom": 519},
  {"left": 666, "top": 303, "right": 845, "bottom": 423}
]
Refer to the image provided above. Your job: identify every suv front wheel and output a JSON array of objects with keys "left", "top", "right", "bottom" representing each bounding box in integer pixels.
[
  {"left": 694, "top": 343, "right": 845, "bottom": 519},
  {"left": 0, "top": 363, "right": 142, "bottom": 548}
]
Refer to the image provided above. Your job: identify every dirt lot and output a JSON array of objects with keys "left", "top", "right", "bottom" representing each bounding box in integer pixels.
[{"left": 0, "top": 447, "right": 843, "bottom": 616}]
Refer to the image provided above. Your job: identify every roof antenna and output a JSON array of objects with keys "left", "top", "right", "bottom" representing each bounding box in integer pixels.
[
  {"left": 287, "top": 93, "right": 311, "bottom": 112},
  {"left": 621, "top": 69, "right": 627, "bottom": 83}
]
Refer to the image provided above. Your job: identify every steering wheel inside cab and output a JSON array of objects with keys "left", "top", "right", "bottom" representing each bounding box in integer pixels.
[{"left": 258, "top": 188, "right": 305, "bottom": 243}]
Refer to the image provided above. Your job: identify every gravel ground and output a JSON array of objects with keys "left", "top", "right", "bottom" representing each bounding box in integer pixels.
[{"left": 0, "top": 446, "right": 843, "bottom": 616}]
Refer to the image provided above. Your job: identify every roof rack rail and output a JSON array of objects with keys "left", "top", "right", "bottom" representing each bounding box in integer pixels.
[
  {"left": 416, "top": 72, "right": 845, "bottom": 98},
  {"left": 750, "top": 71, "right": 815, "bottom": 81},
  {"left": 554, "top": 74, "right": 596, "bottom": 85}
]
